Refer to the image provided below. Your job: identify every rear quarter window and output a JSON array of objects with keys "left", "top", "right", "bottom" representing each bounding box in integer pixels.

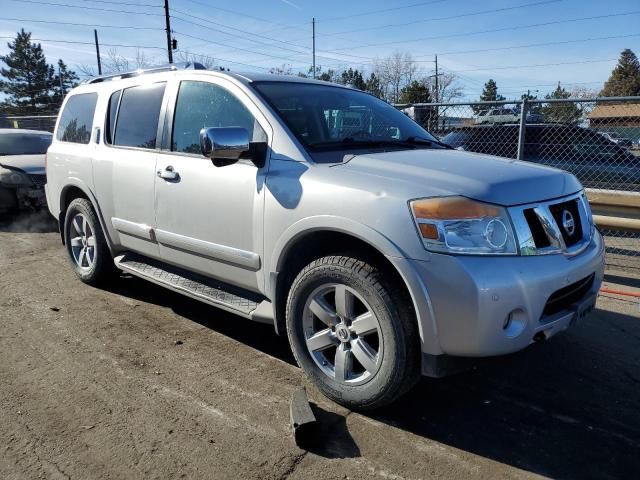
[{"left": 56, "top": 93, "right": 98, "bottom": 144}]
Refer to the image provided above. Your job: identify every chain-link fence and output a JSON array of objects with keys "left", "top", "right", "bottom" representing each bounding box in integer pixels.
[
  {"left": 399, "top": 97, "right": 640, "bottom": 268},
  {"left": 0, "top": 115, "right": 57, "bottom": 132}
]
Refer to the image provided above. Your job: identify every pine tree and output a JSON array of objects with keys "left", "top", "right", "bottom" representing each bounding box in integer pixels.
[
  {"left": 600, "top": 49, "right": 640, "bottom": 97},
  {"left": 49, "top": 60, "right": 80, "bottom": 105},
  {"left": 473, "top": 79, "right": 505, "bottom": 114},
  {"left": 0, "top": 29, "right": 52, "bottom": 114},
  {"left": 398, "top": 80, "right": 431, "bottom": 104},
  {"left": 365, "top": 73, "right": 384, "bottom": 99},
  {"left": 339, "top": 68, "right": 366, "bottom": 91},
  {"left": 541, "top": 82, "right": 582, "bottom": 123}
]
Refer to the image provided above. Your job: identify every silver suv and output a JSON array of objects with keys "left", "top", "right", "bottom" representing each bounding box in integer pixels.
[{"left": 46, "top": 64, "right": 604, "bottom": 410}]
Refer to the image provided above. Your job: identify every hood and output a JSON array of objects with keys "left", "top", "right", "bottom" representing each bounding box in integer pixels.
[
  {"left": 335, "top": 149, "right": 582, "bottom": 206},
  {"left": 0, "top": 154, "right": 46, "bottom": 174}
]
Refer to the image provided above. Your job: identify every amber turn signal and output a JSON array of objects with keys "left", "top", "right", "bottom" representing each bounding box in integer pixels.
[{"left": 411, "top": 197, "right": 500, "bottom": 220}]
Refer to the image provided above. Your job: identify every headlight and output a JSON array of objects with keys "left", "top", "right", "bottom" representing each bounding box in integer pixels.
[
  {"left": 410, "top": 196, "right": 517, "bottom": 255},
  {"left": 0, "top": 166, "right": 31, "bottom": 186}
]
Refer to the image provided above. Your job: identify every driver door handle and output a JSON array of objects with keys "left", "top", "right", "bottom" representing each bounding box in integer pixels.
[{"left": 157, "top": 165, "right": 179, "bottom": 180}]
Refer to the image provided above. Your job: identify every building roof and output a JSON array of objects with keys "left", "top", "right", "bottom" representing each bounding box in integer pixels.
[{"left": 588, "top": 103, "right": 640, "bottom": 119}]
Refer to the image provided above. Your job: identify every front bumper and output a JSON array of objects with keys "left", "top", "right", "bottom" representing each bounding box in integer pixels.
[
  {"left": 0, "top": 184, "right": 47, "bottom": 213},
  {"left": 392, "top": 229, "right": 605, "bottom": 361}
]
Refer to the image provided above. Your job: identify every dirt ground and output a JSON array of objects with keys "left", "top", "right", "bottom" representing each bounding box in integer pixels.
[{"left": 1, "top": 212, "right": 639, "bottom": 480}]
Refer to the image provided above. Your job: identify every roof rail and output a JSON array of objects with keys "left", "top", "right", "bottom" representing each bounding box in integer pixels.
[{"left": 85, "top": 62, "right": 206, "bottom": 84}]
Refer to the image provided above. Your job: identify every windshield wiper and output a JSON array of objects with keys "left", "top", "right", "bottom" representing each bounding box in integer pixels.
[
  {"left": 406, "top": 136, "right": 453, "bottom": 149},
  {"left": 309, "top": 136, "right": 452, "bottom": 150}
]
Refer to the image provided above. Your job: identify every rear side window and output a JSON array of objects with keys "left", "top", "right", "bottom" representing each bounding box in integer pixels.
[
  {"left": 56, "top": 93, "right": 98, "bottom": 144},
  {"left": 113, "top": 83, "right": 166, "bottom": 149}
]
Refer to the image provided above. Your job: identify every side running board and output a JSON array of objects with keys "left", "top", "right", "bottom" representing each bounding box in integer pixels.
[{"left": 114, "top": 253, "right": 273, "bottom": 324}]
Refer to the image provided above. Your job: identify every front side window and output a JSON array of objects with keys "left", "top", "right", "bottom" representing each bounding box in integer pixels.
[
  {"left": 252, "top": 82, "right": 438, "bottom": 154},
  {"left": 172, "top": 80, "right": 265, "bottom": 154},
  {"left": 113, "top": 83, "right": 166, "bottom": 149},
  {"left": 56, "top": 93, "right": 98, "bottom": 144}
]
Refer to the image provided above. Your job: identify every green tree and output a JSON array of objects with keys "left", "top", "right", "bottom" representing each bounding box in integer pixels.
[
  {"left": 50, "top": 59, "right": 80, "bottom": 104},
  {"left": 398, "top": 79, "right": 431, "bottom": 104},
  {"left": 600, "top": 48, "right": 640, "bottom": 97},
  {"left": 339, "top": 68, "right": 366, "bottom": 90},
  {"left": 0, "top": 29, "right": 52, "bottom": 113},
  {"left": 365, "top": 73, "right": 384, "bottom": 98},
  {"left": 541, "top": 82, "right": 582, "bottom": 123},
  {"left": 473, "top": 79, "right": 505, "bottom": 114}
]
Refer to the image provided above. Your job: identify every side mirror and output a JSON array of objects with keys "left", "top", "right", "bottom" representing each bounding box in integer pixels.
[{"left": 200, "top": 127, "right": 250, "bottom": 167}]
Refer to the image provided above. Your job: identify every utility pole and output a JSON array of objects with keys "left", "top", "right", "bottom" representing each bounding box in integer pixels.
[
  {"left": 58, "top": 63, "right": 64, "bottom": 97},
  {"left": 94, "top": 29, "right": 102, "bottom": 75},
  {"left": 164, "top": 0, "right": 173, "bottom": 64},
  {"left": 434, "top": 54, "right": 439, "bottom": 103},
  {"left": 312, "top": 18, "right": 316, "bottom": 79}
]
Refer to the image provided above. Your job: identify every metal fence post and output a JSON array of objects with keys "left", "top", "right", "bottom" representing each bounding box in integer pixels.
[{"left": 517, "top": 99, "right": 528, "bottom": 160}]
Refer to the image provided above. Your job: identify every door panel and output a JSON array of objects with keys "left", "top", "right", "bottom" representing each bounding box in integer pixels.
[
  {"left": 154, "top": 79, "right": 270, "bottom": 292},
  {"left": 92, "top": 82, "right": 166, "bottom": 258},
  {"left": 155, "top": 155, "right": 264, "bottom": 290}
]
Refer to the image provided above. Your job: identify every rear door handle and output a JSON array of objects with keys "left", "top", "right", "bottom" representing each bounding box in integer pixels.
[{"left": 157, "top": 165, "right": 179, "bottom": 180}]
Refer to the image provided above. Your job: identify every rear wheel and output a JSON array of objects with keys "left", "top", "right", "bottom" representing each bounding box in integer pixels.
[
  {"left": 63, "top": 198, "right": 116, "bottom": 285},
  {"left": 286, "top": 255, "right": 420, "bottom": 410}
]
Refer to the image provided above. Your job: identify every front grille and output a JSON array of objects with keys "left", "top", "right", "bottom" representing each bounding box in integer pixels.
[
  {"left": 549, "top": 199, "right": 583, "bottom": 247},
  {"left": 523, "top": 208, "right": 551, "bottom": 248},
  {"left": 27, "top": 174, "right": 46, "bottom": 187},
  {"left": 542, "top": 273, "right": 595, "bottom": 317}
]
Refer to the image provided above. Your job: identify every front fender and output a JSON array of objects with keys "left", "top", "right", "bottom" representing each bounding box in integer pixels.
[{"left": 268, "top": 216, "right": 442, "bottom": 355}]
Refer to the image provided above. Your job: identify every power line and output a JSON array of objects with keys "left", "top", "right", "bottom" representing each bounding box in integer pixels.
[
  {"left": 303, "top": 0, "right": 562, "bottom": 40},
  {"left": 0, "top": 16, "right": 163, "bottom": 30},
  {"left": 179, "top": 0, "right": 300, "bottom": 30},
  {"left": 0, "top": 35, "right": 165, "bottom": 50},
  {"left": 451, "top": 58, "right": 617, "bottom": 73},
  {"left": 327, "top": 10, "right": 640, "bottom": 51},
  {"left": 412, "top": 33, "right": 640, "bottom": 60},
  {"left": 76, "top": 0, "right": 162, "bottom": 6},
  {"left": 175, "top": 48, "right": 271, "bottom": 71},
  {"left": 170, "top": 12, "right": 371, "bottom": 64},
  {"left": 321, "top": 0, "right": 448, "bottom": 22},
  {"left": 7, "top": 0, "right": 165, "bottom": 15},
  {"left": 172, "top": 30, "right": 313, "bottom": 63}
]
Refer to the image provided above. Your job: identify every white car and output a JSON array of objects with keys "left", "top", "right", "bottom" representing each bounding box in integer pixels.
[{"left": 0, "top": 129, "right": 52, "bottom": 214}]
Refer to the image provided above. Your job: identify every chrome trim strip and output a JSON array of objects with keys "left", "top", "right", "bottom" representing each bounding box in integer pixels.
[
  {"left": 111, "top": 217, "right": 154, "bottom": 241},
  {"left": 155, "top": 229, "right": 261, "bottom": 271},
  {"left": 509, "top": 191, "right": 593, "bottom": 257}
]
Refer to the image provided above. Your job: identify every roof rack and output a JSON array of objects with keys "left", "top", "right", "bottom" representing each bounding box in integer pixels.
[{"left": 85, "top": 62, "right": 206, "bottom": 84}]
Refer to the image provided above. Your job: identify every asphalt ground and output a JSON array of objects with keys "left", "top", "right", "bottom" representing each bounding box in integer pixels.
[{"left": 1, "top": 211, "right": 638, "bottom": 480}]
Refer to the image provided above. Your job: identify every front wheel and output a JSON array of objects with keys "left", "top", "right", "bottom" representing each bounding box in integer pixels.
[{"left": 286, "top": 256, "right": 420, "bottom": 410}]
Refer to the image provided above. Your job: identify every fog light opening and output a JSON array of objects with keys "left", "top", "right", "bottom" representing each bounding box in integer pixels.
[{"left": 503, "top": 308, "right": 527, "bottom": 338}]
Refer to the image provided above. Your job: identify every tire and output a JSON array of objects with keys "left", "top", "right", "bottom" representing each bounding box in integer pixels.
[
  {"left": 63, "top": 198, "right": 116, "bottom": 285},
  {"left": 286, "top": 255, "right": 420, "bottom": 410}
]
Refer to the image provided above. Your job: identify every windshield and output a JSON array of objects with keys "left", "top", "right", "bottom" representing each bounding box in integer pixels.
[
  {"left": 0, "top": 132, "right": 52, "bottom": 155},
  {"left": 252, "top": 81, "right": 438, "bottom": 151}
]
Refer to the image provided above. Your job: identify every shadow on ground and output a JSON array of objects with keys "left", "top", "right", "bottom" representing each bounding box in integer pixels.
[{"left": 103, "top": 272, "right": 639, "bottom": 479}]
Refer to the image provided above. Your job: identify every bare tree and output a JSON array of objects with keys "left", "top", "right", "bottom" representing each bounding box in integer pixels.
[
  {"left": 373, "top": 51, "right": 418, "bottom": 103},
  {"left": 174, "top": 50, "right": 217, "bottom": 69},
  {"left": 269, "top": 64, "right": 293, "bottom": 75},
  {"left": 76, "top": 49, "right": 155, "bottom": 78},
  {"left": 431, "top": 72, "right": 463, "bottom": 103}
]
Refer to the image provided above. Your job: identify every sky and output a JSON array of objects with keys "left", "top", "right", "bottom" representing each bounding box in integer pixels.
[{"left": 0, "top": 0, "right": 639, "bottom": 100}]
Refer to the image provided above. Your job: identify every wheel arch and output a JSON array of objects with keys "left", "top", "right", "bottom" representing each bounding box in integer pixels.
[
  {"left": 59, "top": 180, "right": 113, "bottom": 251},
  {"left": 269, "top": 218, "right": 424, "bottom": 341}
]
